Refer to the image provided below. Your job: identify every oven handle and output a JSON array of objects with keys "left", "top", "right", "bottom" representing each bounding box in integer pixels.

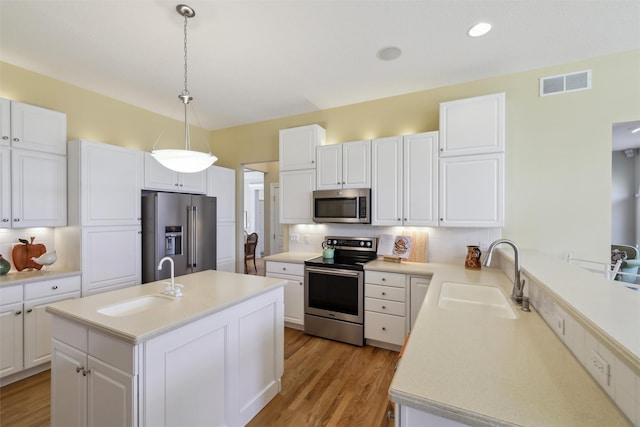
[{"left": 305, "top": 267, "right": 361, "bottom": 278}]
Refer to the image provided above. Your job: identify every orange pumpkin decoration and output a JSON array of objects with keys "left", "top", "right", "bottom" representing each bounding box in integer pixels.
[{"left": 12, "top": 237, "right": 47, "bottom": 271}]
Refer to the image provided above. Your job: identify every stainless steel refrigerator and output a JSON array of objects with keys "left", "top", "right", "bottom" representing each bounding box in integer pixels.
[{"left": 141, "top": 191, "right": 217, "bottom": 283}]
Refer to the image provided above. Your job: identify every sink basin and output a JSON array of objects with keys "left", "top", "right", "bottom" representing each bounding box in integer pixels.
[
  {"left": 98, "top": 295, "right": 174, "bottom": 317},
  {"left": 438, "top": 282, "right": 516, "bottom": 319}
]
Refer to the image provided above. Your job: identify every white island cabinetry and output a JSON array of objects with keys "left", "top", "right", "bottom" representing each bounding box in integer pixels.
[{"left": 48, "top": 270, "right": 285, "bottom": 427}]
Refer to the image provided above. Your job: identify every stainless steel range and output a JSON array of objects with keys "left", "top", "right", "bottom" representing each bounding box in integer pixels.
[{"left": 304, "top": 236, "right": 378, "bottom": 346}]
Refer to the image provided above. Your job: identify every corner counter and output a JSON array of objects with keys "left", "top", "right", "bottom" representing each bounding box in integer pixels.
[{"left": 383, "top": 261, "right": 633, "bottom": 426}]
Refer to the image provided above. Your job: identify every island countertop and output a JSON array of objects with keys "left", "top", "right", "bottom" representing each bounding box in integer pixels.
[
  {"left": 385, "top": 262, "right": 633, "bottom": 426},
  {"left": 46, "top": 270, "right": 287, "bottom": 345}
]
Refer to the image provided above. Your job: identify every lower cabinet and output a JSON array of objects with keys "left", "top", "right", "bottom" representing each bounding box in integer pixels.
[
  {"left": 364, "top": 270, "right": 407, "bottom": 347},
  {"left": 0, "top": 275, "right": 80, "bottom": 382},
  {"left": 409, "top": 276, "right": 431, "bottom": 331},
  {"left": 266, "top": 261, "right": 304, "bottom": 327}
]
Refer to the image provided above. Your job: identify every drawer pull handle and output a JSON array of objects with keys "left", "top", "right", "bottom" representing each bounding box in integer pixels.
[
  {"left": 15, "top": 310, "right": 22, "bottom": 315},
  {"left": 1, "top": 136, "right": 8, "bottom": 140},
  {"left": 76, "top": 366, "right": 83, "bottom": 373},
  {"left": 13, "top": 218, "right": 20, "bottom": 222},
  {"left": 382, "top": 292, "right": 386, "bottom": 296},
  {"left": 13, "top": 138, "right": 19, "bottom": 142},
  {"left": 382, "top": 306, "right": 386, "bottom": 309},
  {"left": 26, "top": 308, "right": 33, "bottom": 313},
  {"left": 382, "top": 278, "right": 386, "bottom": 281},
  {"left": 52, "top": 285, "right": 58, "bottom": 290},
  {"left": 76, "top": 366, "right": 91, "bottom": 376}
]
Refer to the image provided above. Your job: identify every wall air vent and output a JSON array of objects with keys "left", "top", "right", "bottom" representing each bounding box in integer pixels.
[{"left": 540, "top": 70, "right": 591, "bottom": 96}]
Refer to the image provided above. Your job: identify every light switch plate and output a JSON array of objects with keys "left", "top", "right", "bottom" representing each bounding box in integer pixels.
[{"left": 552, "top": 311, "right": 565, "bottom": 337}]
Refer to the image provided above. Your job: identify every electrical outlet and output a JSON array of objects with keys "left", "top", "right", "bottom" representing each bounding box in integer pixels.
[
  {"left": 590, "top": 349, "right": 610, "bottom": 386},
  {"left": 290, "top": 234, "right": 299, "bottom": 242},
  {"left": 552, "top": 312, "right": 565, "bottom": 337}
]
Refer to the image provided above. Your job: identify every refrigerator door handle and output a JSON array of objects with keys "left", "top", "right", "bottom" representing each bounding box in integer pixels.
[{"left": 192, "top": 205, "right": 198, "bottom": 269}]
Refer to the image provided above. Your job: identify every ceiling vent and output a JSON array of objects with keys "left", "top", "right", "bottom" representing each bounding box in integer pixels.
[{"left": 539, "top": 70, "right": 591, "bottom": 96}]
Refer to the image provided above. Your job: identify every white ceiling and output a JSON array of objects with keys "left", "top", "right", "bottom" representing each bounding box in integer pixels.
[{"left": 1, "top": 1, "right": 639, "bottom": 131}]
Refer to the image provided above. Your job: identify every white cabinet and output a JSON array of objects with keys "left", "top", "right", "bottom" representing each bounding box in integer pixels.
[
  {"left": 266, "top": 261, "right": 304, "bottom": 327},
  {"left": 81, "top": 226, "right": 141, "bottom": 296},
  {"left": 0, "top": 286, "right": 24, "bottom": 378},
  {"left": 279, "top": 124, "right": 325, "bottom": 171},
  {"left": 316, "top": 140, "right": 371, "bottom": 190},
  {"left": 409, "top": 276, "right": 430, "bottom": 331},
  {"left": 1, "top": 98, "right": 67, "bottom": 155},
  {"left": 439, "top": 92, "right": 505, "bottom": 157},
  {"left": 144, "top": 152, "right": 207, "bottom": 194},
  {"left": 372, "top": 132, "right": 438, "bottom": 226},
  {"left": 11, "top": 149, "right": 67, "bottom": 228},
  {"left": 51, "top": 321, "right": 136, "bottom": 427},
  {"left": 207, "top": 165, "right": 236, "bottom": 272},
  {"left": 439, "top": 153, "right": 504, "bottom": 227},
  {"left": 364, "top": 270, "right": 407, "bottom": 347},
  {"left": 68, "top": 140, "right": 143, "bottom": 227},
  {"left": 0, "top": 147, "right": 10, "bottom": 227},
  {"left": 279, "top": 169, "right": 315, "bottom": 224},
  {"left": 23, "top": 276, "right": 81, "bottom": 369}
]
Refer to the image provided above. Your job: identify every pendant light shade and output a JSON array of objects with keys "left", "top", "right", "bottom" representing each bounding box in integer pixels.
[{"left": 151, "top": 4, "right": 217, "bottom": 174}]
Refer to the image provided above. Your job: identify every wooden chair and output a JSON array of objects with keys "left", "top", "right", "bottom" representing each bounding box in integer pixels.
[{"left": 244, "top": 232, "right": 259, "bottom": 274}]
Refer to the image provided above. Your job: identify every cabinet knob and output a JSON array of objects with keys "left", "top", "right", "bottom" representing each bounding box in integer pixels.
[
  {"left": 76, "top": 366, "right": 83, "bottom": 373},
  {"left": 404, "top": 218, "right": 407, "bottom": 221},
  {"left": 52, "top": 285, "right": 58, "bottom": 290},
  {"left": 282, "top": 267, "right": 286, "bottom": 271},
  {"left": 381, "top": 292, "right": 386, "bottom": 296},
  {"left": 381, "top": 278, "right": 386, "bottom": 281},
  {"left": 1, "top": 218, "right": 8, "bottom": 222},
  {"left": 397, "top": 218, "right": 400, "bottom": 221},
  {"left": 299, "top": 282, "right": 303, "bottom": 285},
  {"left": 1, "top": 136, "right": 8, "bottom": 140},
  {"left": 13, "top": 218, "right": 20, "bottom": 222},
  {"left": 15, "top": 310, "right": 22, "bottom": 315},
  {"left": 26, "top": 308, "right": 33, "bottom": 313},
  {"left": 382, "top": 306, "right": 386, "bottom": 309},
  {"left": 83, "top": 369, "right": 91, "bottom": 376},
  {"left": 382, "top": 327, "right": 386, "bottom": 331},
  {"left": 13, "top": 138, "right": 19, "bottom": 142},
  {"left": 440, "top": 218, "right": 443, "bottom": 221}
]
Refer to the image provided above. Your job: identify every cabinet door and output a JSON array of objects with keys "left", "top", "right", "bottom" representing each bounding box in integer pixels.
[
  {"left": 439, "top": 153, "right": 504, "bottom": 227},
  {"left": 267, "top": 272, "right": 303, "bottom": 325},
  {"left": 178, "top": 170, "right": 207, "bottom": 194},
  {"left": 0, "top": 98, "right": 9, "bottom": 147},
  {"left": 0, "top": 147, "right": 10, "bottom": 228},
  {"left": 316, "top": 144, "right": 342, "bottom": 190},
  {"left": 80, "top": 141, "right": 143, "bottom": 226},
  {"left": 439, "top": 93, "right": 505, "bottom": 157},
  {"left": 87, "top": 356, "right": 135, "bottom": 427},
  {"left": 144, "top": 152, "right": 179, "bottom": 191},
  {"left": 82, "top": 226, "right": 141, "bottom": 296},
  {"left": 216, "top": 221, "right": 236, "bottom": 272},
  {"left": 51, "top": 339, "right": 87, "bottom": 427},
  {"left": 279, "top": 124, "right": 325, "bottom": 171},
  {"left": 0, "top": 303, "right": 24, "bottom": 378},
  {"left": 342, "top": 140, "right": 371, "bottom": 189},
  {"left": 24, "top": 293, "right": 80, "bottom": 369},
  {"left": 11, "top": 150, "right": 66, "bottom": 227},
  {"left": 10, "top": 101, "right": 67, "bottom": 155},
  {"left": 280, "top": 169, "right": 315, "bottom": 224},
  {"left": 371, "top": 136, "right": 403, "bottom": 226},
  {"left": 207, "top": 165, "right": 236, "bottom": 222},
  {"left": 409, "top": 277, "right": 430, "bottom": 330},
  {"left": 403, "top": 132, "right": 438, "bottom": 226}
]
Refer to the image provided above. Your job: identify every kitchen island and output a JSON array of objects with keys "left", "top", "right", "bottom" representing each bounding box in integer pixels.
[{"left": 46, "top": 270, "right": 286, "bottom": 427}]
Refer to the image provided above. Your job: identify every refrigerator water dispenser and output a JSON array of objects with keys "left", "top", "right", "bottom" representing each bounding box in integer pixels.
[{"left": 165, "top": 226, "right": 183, "bottom": 256}]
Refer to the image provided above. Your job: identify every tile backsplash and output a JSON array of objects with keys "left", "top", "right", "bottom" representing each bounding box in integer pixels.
[{"left": 287, "top": 224, "right": 501, "bottom": 264}]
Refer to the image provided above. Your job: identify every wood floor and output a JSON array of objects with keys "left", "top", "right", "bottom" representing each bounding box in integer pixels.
[{"left": 0, "top": 328, "right": 398, "bottom": 427}]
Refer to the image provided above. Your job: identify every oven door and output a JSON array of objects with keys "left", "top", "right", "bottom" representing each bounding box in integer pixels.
[{"left": 304, "top": 266, "right": 363, "bottom": 324}]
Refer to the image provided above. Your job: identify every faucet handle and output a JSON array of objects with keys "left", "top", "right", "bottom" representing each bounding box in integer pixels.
[{"left": 521, "top": 296, "right": 531, "bottom": 312}]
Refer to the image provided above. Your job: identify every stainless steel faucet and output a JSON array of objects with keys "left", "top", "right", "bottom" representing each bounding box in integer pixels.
[
  {"left": 483, "top": 239, "right": 526, "bottom": 306},
  {"left": 158, "top": 256, "right": 183, "bottom": 297}
]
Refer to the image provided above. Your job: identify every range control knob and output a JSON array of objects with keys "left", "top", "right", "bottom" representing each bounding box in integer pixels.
[
  {"left": 360, "top": 241, "right": 365, "bottom": 246},
  {"left": 366, "top": 242, "right": 372, "bottom": 247}
]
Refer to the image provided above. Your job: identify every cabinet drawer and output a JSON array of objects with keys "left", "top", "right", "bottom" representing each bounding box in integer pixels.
[
  {"left": 0, "top": 285, "right": 23, "bottom": 305},
  {"left": 89, "top": 330, "right": 136, "bottom": 374},
  {"left": 24, "top": 276, "right": 81, "bottom": 300},
  {"left": 365, "top": 271, "right": 405, "bottom": 288},
  {"left": 365, "top": 311, "right": 406, "bottom": 346},
  {"left": 365, "top": 284, "right": 405, "bottom": 302},
  {"left": 365, "top": 297, "right": 405, "bottom": 316},
  {"left": 266, "top": 261, "right": 304, "bottom": 276}
]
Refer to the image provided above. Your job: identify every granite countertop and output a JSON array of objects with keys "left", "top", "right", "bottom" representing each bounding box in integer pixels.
[
  {"left": 0, "top": 267, "right": 81, "bottom": 287},
  {"left": 46, "top": 270, "right": 287, "bottom": 345},
  {"left": 263, "top": 252, "right": 319, "bottom": 264},
  {"left": 373, "top": 260, "right": 633, "bottom": 426}
]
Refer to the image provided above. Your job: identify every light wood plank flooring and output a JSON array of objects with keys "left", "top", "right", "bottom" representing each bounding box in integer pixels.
[{"left": 0, "top": 328, "right": 398, "bottom": 427}]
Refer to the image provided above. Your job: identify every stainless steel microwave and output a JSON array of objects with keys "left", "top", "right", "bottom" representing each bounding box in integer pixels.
[{"left": 312, "top": 189, "right": 371, "bottom": 224}]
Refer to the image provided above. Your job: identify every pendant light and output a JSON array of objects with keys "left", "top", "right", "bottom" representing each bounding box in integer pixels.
[{"left": 151, "top": 4, "right": 217, "bottom": 173}]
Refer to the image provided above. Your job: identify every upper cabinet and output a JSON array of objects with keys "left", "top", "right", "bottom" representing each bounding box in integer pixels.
[
  {"left": 0, "top": 148, "right": 10, "bottom": 227},
  {"left": 439, "top": 92, "right": 505, "bottom": 157},
  {"left": 143, "top": 153, "right": 206, "bottom": 194},
  {"left": 316, "top": 140, "right": 371, "bottom": 190},
  {"left": 372, "top": 132, "right": 438, "bottom": 227},
  {"left": 207, "top": 165, "right": 236, "bottom": 272},
  {"left": 279, "top": 124, "right": 325, "bottom": 171},
  {"left": 68, "top": 140, "right": 144, "bottom": 227},
  {"left": 1, "top": 98, "right": 67, "bottom": 155}
]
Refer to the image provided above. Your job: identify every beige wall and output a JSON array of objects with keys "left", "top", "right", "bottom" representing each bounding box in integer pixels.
[{"left": 3, "top": 50, "right": 639, "bottom": 261}]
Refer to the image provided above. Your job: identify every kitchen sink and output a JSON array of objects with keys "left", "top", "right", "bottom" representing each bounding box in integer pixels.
[
  {"left": 97, "top": 295, "right": 174, "bottom": 317},
  {"left": 438, "top": 281, "right": 516, "bottom": 319}
]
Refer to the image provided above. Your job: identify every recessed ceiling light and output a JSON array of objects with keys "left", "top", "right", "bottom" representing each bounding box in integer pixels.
[
  {"left": 377, "top": 46, "right": 402, "bottom": 61},
  {"left": 468, "top": 22, "right": 492, "bottom": 37}
]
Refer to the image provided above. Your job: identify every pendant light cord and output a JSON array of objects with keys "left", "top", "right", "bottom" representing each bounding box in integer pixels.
[{"left": 181, "top": 10, "right": 192, "bottom": 151}]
